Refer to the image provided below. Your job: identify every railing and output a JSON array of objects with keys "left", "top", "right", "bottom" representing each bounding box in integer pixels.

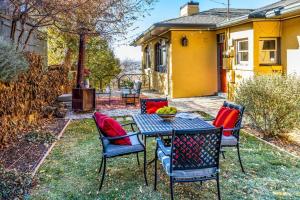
[{"left": 99, "top": 73, "right": 151, "bottom": 91}]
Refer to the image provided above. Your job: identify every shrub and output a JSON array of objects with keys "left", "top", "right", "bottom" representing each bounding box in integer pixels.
[
  {"left": 235, "top": 75, "right": 300, "bottom": 138},
  {"left": 0, "top": 165, "right": 32, "bottom": 199},
  {"left": 0, "top": 38, "right": 29, "bottom": 82}
]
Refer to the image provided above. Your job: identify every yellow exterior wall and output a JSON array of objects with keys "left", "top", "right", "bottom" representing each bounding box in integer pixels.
[
  {"left": 253, "top": 21, "right": 283, "bottom": 75},
  {"left": 170, "top": 30, "right": 218, "bottom": 98},
  {"left": 281, "top": 16, "right": 300, "bottom": 73},
  {"left": 141, "top": 33, "right": 170, "bottom": 95}
]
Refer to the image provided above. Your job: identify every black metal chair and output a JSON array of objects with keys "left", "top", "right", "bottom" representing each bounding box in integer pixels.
[
  {"left": 217, "top": 101, "right": 246, "bottom": 173},
  {"left": 140, "top": 98, "right": 168, "bottom": 114},
  {"left": 93, "top": 114, "right": 148, "bottom": 191},
  {"left": 154, "top": 127, "right": 223, "bottom": 200}
]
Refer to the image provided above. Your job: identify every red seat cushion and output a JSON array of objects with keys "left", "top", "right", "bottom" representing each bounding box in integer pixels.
[
  {"left": 95, "top": 112, "right": 131, "bottom": 145},
  {"left": 213, "top": 107, "right": 240, "bottom": 137},
  {"left": 146, "top": 101, "right": 168, "bottom": 114}
]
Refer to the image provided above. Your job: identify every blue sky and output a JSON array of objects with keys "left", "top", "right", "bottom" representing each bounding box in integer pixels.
[{"left": 113, "top": 0, "right": 279, "bottom": 61}]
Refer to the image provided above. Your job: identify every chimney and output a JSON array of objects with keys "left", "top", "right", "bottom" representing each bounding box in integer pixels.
[{"left": 180, "top": 1, "right": 199, "bottom": 17}]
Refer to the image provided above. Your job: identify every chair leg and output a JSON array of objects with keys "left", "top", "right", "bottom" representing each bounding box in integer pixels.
[
  {"left": 136, "top": 153, "right": 140, "bottom": 166},
  {"left": 221, "top": 150, "right": 226, "bottom": 159},
  {"left": 98, "top": 156, "right": 104, "bottom": 173},
  {"left": 170, "top": 177, "right": 174, "bottom": 200},
  {"left": 216, "top": 174, "right": 221, "bottom": 200},
  {"left": 154, "top": 148, "right": 158, "bottom": 191},
  {"left": 237, "top": 144, "right": 245, "bottom": 173},
  {"left": 99, "top": 157, "right": 107, "bottom": 191},
  {"left": 143, "top": 150, "right": 148, "bottom": 186}
]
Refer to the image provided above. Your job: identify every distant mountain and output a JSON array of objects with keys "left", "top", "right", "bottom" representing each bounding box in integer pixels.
[{"left": 120, "top": 59, "right": 142, "bottom": 74}]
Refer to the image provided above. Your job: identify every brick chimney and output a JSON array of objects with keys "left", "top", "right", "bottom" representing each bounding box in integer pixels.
[{"left": 180, "top": 1, "right": 199, "bottom": 17}]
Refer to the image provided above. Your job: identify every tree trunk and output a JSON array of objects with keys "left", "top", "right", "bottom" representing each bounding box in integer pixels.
[
  {"left": 64, "top": 48, "right": 73, "bottom": 70},
  {"left": 76, "top": 33, "right": 86, "bottom": 88},
  {"left": 10, "top": 20, "right": 17, "bottom": 42},
  {"left": 22, "top": 28, "right": 34, "bottom": 51}
]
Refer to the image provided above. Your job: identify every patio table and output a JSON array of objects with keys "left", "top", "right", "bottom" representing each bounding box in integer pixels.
[{"left": 132, "top": 114, "right": 214, "bottom": 166}]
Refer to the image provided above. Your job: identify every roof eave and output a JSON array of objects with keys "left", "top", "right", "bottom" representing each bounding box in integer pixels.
[{"left": 131, "top": 23, "right": 216, "bottom": 46}]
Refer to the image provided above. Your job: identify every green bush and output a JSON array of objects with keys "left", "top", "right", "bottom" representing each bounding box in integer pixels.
[
  {"left": 235, "top": 75, "right": 300, "bottom": 138},
  {"left": 0, "top": 38, "right": 29, "bottom": 82},
  {"left": 0, "top": 165, "right": 32, "bottom": 199}
]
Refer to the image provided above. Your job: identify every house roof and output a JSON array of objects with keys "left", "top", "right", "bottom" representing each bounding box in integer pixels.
[
  {"left": 249, "top": 0, "right": 300, "bottom": 18},
  {"left": 159, "top": 8, "right": 254, "bottom": 26},
  {"left": 132, "top": 0, "right": 300, "bottom": 46}
]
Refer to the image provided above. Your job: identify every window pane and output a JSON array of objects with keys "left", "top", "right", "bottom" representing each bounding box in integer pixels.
[
  {"left": 239, "top": 41, "right": 248, "bottom": 51},
  {"left": 238, "top": 52, "right": 248, "bottom": 62},
  {"left": 262, "top": 40, "right": 276, "bottom": 50}
]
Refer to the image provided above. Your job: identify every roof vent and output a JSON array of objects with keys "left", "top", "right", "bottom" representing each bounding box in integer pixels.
[{"left": 180, "top": 1, "right": 199, "bottom": 17}]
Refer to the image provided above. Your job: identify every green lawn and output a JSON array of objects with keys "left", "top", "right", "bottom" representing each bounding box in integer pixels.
[{"left": 30, "top": 119, "right": 300, "bottom": 200}]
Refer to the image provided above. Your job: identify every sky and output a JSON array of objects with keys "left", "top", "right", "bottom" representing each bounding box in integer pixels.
[{"left": 113, "top": 0, "right": 279, "bottom": 62}]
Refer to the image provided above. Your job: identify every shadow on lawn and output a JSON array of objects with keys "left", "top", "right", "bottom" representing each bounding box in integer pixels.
[{"left": 30, "top": 119, "right": 300, "bottom": 200}]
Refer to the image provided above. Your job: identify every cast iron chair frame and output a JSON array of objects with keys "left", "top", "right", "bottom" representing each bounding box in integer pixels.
[
  {"left": 93, "top": 115, "right": 148, "bottom": 191},
  {"left": 140, "top": 98, "right": 168, "bottom": 114},
  {"left": 154, "top": 127, "right": 223, "bottom": 200},
  {"left": 219, "top": 101, "right": 246, "bottom": 173}
]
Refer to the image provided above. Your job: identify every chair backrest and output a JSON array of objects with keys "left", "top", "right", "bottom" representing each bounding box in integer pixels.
[
  {"left": 92, "top": 114, "right": 110, "bottom": 148},
  {"left": 170, "top": 127, "right": 223, "bottom": 172},
  {"left": 140, "top": 98, "right": 168, "bottom": 114},
  {"left": 223, "top": 101, "right": 245, "bottom": 137},
  {"left": 134, "top": 81, "right": 142, "bottom": 94}
]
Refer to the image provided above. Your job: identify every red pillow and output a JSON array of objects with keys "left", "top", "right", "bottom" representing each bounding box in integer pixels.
[
  {"left": 94, "top": 112, "right": 109, "bottom": 129},
  {"left": 100, "top": 117, "right": 131, "bottom": 145},
  {"left": 213, "top": 107, "right": 240, "bottom": 136},
  {"left": 213, "top": 106, "right": 227, "bottom": 126},
  {"left": 146, "top": 101, "right": 168, "bottom": 114}
]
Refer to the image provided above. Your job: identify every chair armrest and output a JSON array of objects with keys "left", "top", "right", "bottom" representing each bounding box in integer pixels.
[
  {"left": 121, "top": 122, "right": 136, "bottom": 131},
  {"left": 223, "top": 126, "right": 243, "bottom": 132},
  {"left": 157, "top": 138, "right": 171, "bottom": 156},
  {"left": 105, "top": 132, "right": 139, "bottom": 141},
  {"left": 203, "top": 118, "right": 215, "bottom": 121}
]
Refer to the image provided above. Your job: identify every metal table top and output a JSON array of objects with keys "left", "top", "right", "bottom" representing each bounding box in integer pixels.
[{"left": 132, "top": 114, "right": 214, "bottom": 136}]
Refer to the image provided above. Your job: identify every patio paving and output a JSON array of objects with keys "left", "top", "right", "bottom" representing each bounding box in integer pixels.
[{"left": 65, "top": 93, "right": 225, "bottom": 119}]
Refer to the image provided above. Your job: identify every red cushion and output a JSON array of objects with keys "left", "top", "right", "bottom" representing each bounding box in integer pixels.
[
  {"left": 146, "top": 101, "right": 168, "bottom": 114},
  {"left": 94, "top": 112, "right": 109, "bottom": 129},
  {"left": 101, "top": 117, "right": 131, "bottom": 145},
  {"left": 213, "top": 107, "right": 240, "bottom": 136},
  {"left": 213, "top": 106, "right": 227, "bottom": 126}
]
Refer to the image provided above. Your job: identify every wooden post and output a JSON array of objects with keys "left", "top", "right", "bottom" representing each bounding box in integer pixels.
[{"left": 76, "top": 33, "right": 86, "bottom": 88}]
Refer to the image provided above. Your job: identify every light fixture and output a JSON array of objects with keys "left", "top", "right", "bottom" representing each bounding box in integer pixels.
[{"left": 181, "top": 36, "right": 188, "bottom": 47}]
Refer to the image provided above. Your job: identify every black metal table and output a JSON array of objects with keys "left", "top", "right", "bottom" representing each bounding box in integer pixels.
[
  {"left": 132, "top": 114, "right": 214, "bottom": 166},
  {"left": 133, "top": 114, "right": 213, "bottom": 136}
]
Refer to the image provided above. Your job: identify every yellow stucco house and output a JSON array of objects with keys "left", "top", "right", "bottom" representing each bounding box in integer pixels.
[{"left": 132, "top": 0, "right": 300, "bottom": 98}]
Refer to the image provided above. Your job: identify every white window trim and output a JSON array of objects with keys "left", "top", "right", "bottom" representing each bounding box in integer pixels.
[{"left": 236, "top": 39, "right": 249, "bottom": 66}]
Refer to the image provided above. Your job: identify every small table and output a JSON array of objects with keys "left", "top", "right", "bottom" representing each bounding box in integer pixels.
[
  {"left": 132, "top": 114, "right": 214, "bottom": 165},
  {"left": 121, "top": 88, "right": 138, "bottom": 106}
]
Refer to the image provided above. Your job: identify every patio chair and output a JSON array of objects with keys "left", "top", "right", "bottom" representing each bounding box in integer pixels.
[
  {"left": 213, "top": 101, "right": 246, "bottom": 173},
  {"left": 121, "top": 81, "right": 142, "bottom": 106},
  {"left": 93, "top": 113, "right": 148, "bottom": 191},
  {"left": 154, "top": 127, "right": 223, "bottom": 200},
  {"left": 140, "top": 98, "right": 168, "bottom": 114}
]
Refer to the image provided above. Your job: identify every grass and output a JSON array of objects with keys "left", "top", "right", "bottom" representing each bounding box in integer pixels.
[{"left": 30, "top": 119, "right": 300, "bottom": 200}]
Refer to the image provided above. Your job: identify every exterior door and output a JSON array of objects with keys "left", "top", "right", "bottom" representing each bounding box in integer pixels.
[{"left": 217, "top": 34, "right": 227, "bottom": 93}]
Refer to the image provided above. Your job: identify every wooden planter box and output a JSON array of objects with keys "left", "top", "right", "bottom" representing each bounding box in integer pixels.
[{"left": 72, "top": 88, "right": 96, "bottom": 112}]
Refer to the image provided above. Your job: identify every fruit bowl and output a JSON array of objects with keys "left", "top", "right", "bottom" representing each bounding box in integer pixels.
[
  {"left": 156, "top": 106, "right": 177, "bottom": 121},
  {"left": 157, "top": 114, "right": 176, "bottom": 122}
]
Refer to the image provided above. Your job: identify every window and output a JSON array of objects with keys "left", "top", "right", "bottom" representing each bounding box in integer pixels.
[
  {"left": 154, "top": 42, "right": 167, "bottom": 73},
  {"left": 259, "top": 38, "right": 279, "bottom": 65},
  {"left": 236, "top": 39, "right": 249, "bottom": 65},
  {"left": 144, "top": 46, "right": 151, "bottom": 69}
]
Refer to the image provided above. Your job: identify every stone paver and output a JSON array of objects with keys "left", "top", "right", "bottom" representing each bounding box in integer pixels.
[{"left": 65, "top": 94, "right": 225, "bottom": 120}]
